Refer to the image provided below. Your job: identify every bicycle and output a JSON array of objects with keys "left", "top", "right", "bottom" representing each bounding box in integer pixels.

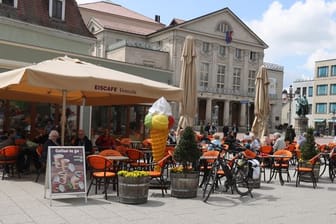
[{"left": 201, "top": 144, "right": 255, "bottom": 202}]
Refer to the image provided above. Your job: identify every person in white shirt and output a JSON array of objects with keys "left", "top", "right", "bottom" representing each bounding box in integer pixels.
[{"left": 272, "top": 132, "right": 286, "bottom": 152}]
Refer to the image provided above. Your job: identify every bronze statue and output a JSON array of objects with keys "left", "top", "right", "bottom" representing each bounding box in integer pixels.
[{"left": 296, "top": 95, "right": 309, "bottom": 117}]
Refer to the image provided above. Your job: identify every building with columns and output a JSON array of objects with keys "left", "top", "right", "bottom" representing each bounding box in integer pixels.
[{"left": 79, "top": 1, "right": 284, "bottom": 132}]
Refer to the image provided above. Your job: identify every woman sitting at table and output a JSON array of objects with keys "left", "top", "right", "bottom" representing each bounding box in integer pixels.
[{"left": 95, "top": 128, "right": 116, "bottom": 151}]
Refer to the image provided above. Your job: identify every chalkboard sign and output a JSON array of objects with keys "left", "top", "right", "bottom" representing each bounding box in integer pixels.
[{"left": 45, "top": 146, "right": 87, "bottom": 204}]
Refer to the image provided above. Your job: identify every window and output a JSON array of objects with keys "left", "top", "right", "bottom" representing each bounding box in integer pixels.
[
  {"left": 200, "top": 63, "right": 209, "bottom": 89},
  {"left": 316, "top": 84, "right": 328, "bottom": 96},
  {"left": 330, "top": 103, "right": 336, "bottom": 113},
  {"left": 249, "top": 51, "right": 257, "bottom": 61},
  {"left": 216, "top": 65, "right": 225, "bottom": 89},
  {"left": 49, "top": 0, "right": 65, "bottom": 20},
  {"left": 202, "top": 42, "right": 210, "bottom": 53},
  {"left": 317, "top": 66, "right": 328, "bottom": 78},
  {"left": 248, "top": 70, "right": 256, "bottom": 94},
  {"left": 217, "top": 22, "right": 230, "bottom": 33},
  {"left": 219, "top": 45, "right": 226, "bottom": 56},
  {"left": 233, "top": 68, "right": 241, "bottom": 91},
  {"left": 316, "top": 103, "right": 327, "bottom": 114},
  {"left": 302, "top": 87, "right": 307, "bottom": 97},
  {"left": 235, "top": 48, "right": 242, "bottom": 59},
  {"left": 332, "top": 65, "right": 336, "bottom": 76},
  {"left": 330, "top": 84, "right": 336, "bottom": 95},
  {"left": 308, "top": 86, "right": 313, "bottom": 97},
  {"left": 0, "top": 0, "right": 17, "bottom": 7},
  {"left": 296, "top": 87, "right": 301, "bottom": 96}
]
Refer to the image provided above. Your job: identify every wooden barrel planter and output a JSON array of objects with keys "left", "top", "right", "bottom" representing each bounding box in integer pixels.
[
  {"left": 170, "top": 172, "right": 199, "bottom": 198},
  {"left": 118, "top": 176, "right": 150, "bottom": 204}
]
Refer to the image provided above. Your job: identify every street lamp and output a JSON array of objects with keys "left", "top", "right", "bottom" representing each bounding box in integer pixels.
[{"left": 282, "top": 85, "right": 299, "bottom": 125}]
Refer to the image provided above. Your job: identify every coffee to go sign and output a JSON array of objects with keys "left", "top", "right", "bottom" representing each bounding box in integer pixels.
[{"left": 45, "top": 146, "right": 87, "bottom": 205}]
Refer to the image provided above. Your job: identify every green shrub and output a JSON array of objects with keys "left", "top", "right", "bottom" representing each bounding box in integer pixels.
[{"left": 300, "top": 127, "right": 318, "bottom": 161}]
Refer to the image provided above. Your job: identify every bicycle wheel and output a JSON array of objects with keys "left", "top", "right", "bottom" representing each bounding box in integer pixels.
[
  {"left": 233, "top": 166, "right": 252, "bottom": 196},
  {"left": 329, "top": 159, "right": 336, "bottom": 182},
  {"left": 202, "top": 167, "right": 217, "bottom": 202}
]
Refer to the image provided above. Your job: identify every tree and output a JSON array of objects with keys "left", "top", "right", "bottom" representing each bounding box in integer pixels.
[
  {"left": 300, "top": 127, "right": 318, "bottom": 160},
  {"left": 173, "top": 126, "right": 201, "bottom": 171}
]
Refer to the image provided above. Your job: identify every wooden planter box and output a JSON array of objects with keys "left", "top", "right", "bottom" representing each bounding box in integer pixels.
[
  {"left": 118, "top": 176, "right": 150, "bottom": 204},
  {"left": 170, "top": 172, "right": 199, "bottom": 198}
]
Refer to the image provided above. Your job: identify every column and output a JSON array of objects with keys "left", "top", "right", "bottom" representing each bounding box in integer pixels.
[
  {"left": 205, "top": 98, "right": 212, "bottom": 123},
  {"left": 224, "top": 100, "right": 230, "bottom": 125},
  {"left": 240, "top": 103, "right": 246, "bottom": 128}
]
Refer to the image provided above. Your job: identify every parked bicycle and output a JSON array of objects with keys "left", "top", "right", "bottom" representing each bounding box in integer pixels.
[{"left": 201, "top": 144, "right": 255, "bottom": 202}]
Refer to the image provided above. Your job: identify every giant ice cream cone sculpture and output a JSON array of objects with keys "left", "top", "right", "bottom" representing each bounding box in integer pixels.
[{"left": 144, "top": 97, "right": 174, "bottom": 171}]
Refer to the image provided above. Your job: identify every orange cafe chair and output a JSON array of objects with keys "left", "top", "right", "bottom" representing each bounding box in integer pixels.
[
  {"left": 86, "top": 155, "right": 117, "bottom": 200},
  {"left": 0, "top": 145, "right": 20, "bottom": 180},
  {"left": 270, "top": 149, "right": 292, "bottom": 183},
  {"left": 147, "top": 154, "right": 172, "bottom": 196},
  {"left": 295, "top": 153, "right": 321, "bottom": 188}
]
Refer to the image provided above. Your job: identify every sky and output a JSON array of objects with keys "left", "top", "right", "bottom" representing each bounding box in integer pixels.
[{"left": 77, "top": 0, "right": 336, "bottom": 88}]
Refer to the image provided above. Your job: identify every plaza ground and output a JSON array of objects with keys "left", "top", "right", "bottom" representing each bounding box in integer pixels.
[{"left": 0, "top": 134, "right": 335, "bottom": 224}]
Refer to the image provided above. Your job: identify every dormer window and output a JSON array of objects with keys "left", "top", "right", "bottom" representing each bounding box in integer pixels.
[
  {"left": 49, "top": 0, "right": 66, "bottom": 21},
  {"left": 0, "top": 0, "right": 18, "bottom": 8}
]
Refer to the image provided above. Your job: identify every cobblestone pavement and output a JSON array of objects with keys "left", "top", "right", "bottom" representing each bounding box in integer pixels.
[{"left": 0, "top": 134, "right": 335, "bottom": 224}]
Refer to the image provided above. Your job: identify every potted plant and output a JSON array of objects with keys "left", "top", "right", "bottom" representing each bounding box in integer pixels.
[
  {"left": 299, "top": 127, "right": 320, "bottom": 181},
  {"left": 171, "top": 126, "right": 202, "bottom": 198},
  {"left": 117, "top": 170, "right": 150, "bottom": 204}
]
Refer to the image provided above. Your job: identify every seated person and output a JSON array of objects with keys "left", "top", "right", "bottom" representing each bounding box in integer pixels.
[
  {"left": 208, "top": 135, "right": 222, "bottom": 150},
  {"left": 200, "top": 133, "right": 211, "bottom": 144},
  {"left": 73, "top": 129, "right": 93, "bottom": 157},
  {"left": 95, "top": 128, "right": 116, "bottom": 151}
]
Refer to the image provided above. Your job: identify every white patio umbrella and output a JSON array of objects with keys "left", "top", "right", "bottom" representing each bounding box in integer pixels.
[
  {"left": 177, "top": 35, "right": 197, "bottom": 129},
  {"left": 251, "top": 65, "right": 270, "bottom": 140},
  {"left": 0, "top": 56, "right": 183, "bottom": 144}
]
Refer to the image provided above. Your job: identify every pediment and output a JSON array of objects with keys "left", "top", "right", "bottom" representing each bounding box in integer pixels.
[{"left": 176, "top": 8, "right": 267, "bottom": 48}]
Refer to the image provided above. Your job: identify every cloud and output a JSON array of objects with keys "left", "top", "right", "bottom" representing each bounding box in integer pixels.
[{"left": 247, "top": 0, "right": 336, "bottom": 84}]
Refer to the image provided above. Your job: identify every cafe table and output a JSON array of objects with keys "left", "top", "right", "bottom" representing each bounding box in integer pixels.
[{"left": 105, "top": 155, "right": 129, "bottom": 171}]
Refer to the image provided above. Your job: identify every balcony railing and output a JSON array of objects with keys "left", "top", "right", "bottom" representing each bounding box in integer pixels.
[{"left": 199, "top": 86, "right": 278, "bottom": 99}]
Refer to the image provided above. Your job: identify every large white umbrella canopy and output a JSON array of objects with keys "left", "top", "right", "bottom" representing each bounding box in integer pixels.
[
  {"left": 251, "top": 65, "right": 270, "bottom": 139},
  {"left": 0, "top": 56, "right": 183, "bottom": 144},
  {"left": 177, "top": 35, "right": 197, "bottom": 129}
]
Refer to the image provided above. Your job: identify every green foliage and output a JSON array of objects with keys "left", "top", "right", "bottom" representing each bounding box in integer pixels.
[
  {"left": 300, "top": 127, "right": 318, "bottom": 161},
  {"left": 118, "top": 170, "right": 149, "bottom": 178},
  {"left": 173, "top": 126, "right": 201, "bottom": 171}
]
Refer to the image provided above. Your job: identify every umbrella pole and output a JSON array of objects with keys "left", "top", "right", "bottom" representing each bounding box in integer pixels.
[
  {"left": 79, "top": 97, "right": 86, "bottom": 129},
  {"left": 61, "top": 90, "right": 67, "bottom": 146}
]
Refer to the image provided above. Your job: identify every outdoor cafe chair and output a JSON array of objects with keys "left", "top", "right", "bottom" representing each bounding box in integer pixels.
[
  {"left": 269, "top": 149, "right": 292, "bottom": 183},
  {"left": 295, "top": 153, "right": 321, "bottom": 188},
  {"left": 147, "top": 153, "right": 172, "bottom": 196},
  {"left": 86, "top": 155, "right": 117, "bottom": 200},
  {"left": 125, "top": 148, "right": 148, "bottom": 170},
  {"left": 0, "top": 145, "right": 20, "bottom": 180},
  {"left": 259, "top": 145, "right": 273, "bottom": 181}
]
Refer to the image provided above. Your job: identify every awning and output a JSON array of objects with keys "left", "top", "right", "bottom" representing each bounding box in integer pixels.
[{"left": 314, "top": 119, "right": 326, "bottom": 122}]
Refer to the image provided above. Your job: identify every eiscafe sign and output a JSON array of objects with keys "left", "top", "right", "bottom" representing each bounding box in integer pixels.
[{"left": 94, "top": 84, "right": 137, "bottom": 95}]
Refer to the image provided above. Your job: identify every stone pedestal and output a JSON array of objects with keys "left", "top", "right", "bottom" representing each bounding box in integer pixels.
[{"left": 295, "top": 117, "right": 308, "bottom": 136}]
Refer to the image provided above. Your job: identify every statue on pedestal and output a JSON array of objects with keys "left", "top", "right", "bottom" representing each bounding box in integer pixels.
[{"left": 296, "top": 95, "right": 309, "bottom": 117}]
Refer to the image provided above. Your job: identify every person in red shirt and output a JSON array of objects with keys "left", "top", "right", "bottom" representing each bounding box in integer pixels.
[{"left": 95, "top": 128, "right": 116, "bottom": 151}]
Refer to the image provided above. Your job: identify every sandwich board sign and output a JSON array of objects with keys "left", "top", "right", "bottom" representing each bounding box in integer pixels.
[{"left": 44, "top": 146, "right": 87, "bottom": 205}]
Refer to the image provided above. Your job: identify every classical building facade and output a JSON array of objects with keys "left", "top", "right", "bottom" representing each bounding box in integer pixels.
[{"left": 79, "top": 1, "right": 284, "bottom": 133}]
